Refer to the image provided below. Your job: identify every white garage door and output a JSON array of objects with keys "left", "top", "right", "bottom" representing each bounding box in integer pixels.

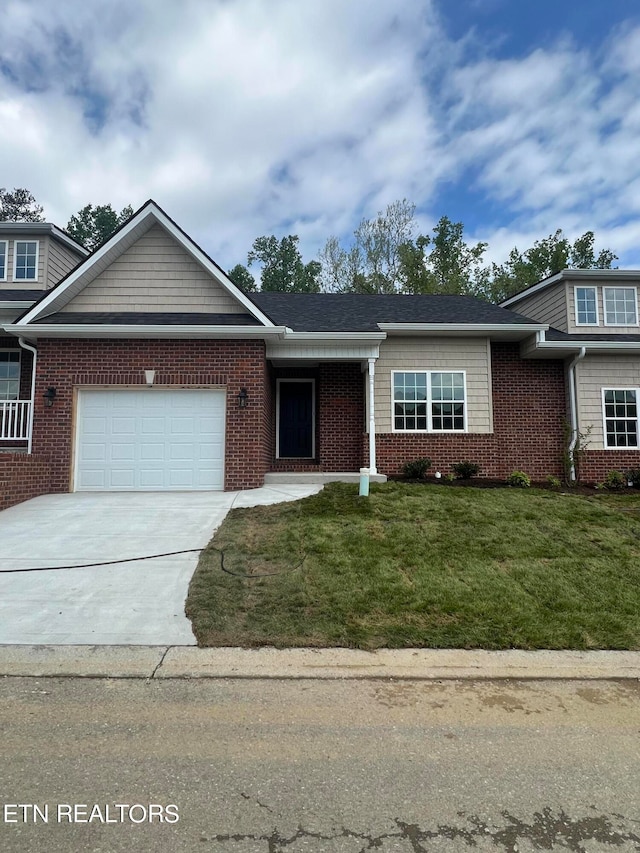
[{"left": 75, "top": 389, "right": 225, "bottom": 491}]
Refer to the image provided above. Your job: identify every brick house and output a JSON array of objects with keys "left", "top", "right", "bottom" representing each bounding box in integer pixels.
[{"left": 1, "top": 201, "right": 638, "bottom": 509}]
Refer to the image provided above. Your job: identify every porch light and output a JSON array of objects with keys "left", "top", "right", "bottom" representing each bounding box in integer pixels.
[
  {"left": 43, "top": 387, "right": 57, "bottom": 408},
  {"left": 237, "top": 387, "right": 249, "bottom": 408},
  {"left": 144, "top": 369, "right": 156, "bottom": 387}
]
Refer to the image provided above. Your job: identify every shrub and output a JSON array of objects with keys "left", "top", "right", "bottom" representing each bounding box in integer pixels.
[
  {"left": 401, "top": 458, "right": 431, "bottom": 479},
  {"left": 451, "top": 461, "right": 481, "bottom": 479},
  {"left": 546, "top": 475, "right": 561, "bottom": 489},
  {"left": 507, "top": 470, "right": 531, "bottom": 488},
  {"left": 604, "top": 469, "right": 626, "bottom": 490},
  {"left": 626, "top": 467, "right": 640, "bottom": 489}
]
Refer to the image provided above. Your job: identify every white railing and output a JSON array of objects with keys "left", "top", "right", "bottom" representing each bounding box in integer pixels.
[{"left": 0, "top": 400, "right": 32, "bottom": 441}]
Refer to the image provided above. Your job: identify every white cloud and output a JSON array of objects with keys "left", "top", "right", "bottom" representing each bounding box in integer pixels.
[{"left": 2, "top": 0, "right": 640, "bottom": 270}]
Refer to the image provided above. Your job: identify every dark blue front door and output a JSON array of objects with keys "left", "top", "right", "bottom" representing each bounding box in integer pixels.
[{"left": 278, "top": 381, "right": 314, "bottom": 458}]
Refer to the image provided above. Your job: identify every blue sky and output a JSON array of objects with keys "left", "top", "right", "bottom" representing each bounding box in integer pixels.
[{"left": 2, "top": 0, "right": 640, "bottom": 272}]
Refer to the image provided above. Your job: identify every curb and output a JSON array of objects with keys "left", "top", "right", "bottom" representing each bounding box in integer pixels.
[{"left": 1, "top": 646, "right": 640, "bottom": 681}]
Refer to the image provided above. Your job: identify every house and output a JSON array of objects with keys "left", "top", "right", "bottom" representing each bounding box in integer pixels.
[
  {"left": 0, "top": 200, "right": 637, "bottom": 510},
  {"left": 501, "top": 271, "right": 640, "bottom": 482}
]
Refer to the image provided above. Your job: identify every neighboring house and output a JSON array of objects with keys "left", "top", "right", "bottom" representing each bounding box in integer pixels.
[
  {"left": 502, "top": 271, "right": 640, "bottom": 482},
  {"left": 0, "top": 200, "right": 635, "bottom": 510}
]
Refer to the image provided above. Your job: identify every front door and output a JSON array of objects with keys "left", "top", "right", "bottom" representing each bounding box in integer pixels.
[{"left": 278, "top": 380, "right": 314, "bottom": 458}]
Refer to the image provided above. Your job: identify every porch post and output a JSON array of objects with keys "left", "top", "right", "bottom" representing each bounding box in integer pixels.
[{"left": 367, "top": 357, "right": 377, "bottom": 474}]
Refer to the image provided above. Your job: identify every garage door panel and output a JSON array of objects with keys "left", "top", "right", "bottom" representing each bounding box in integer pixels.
[{"left": 76, "top": 390, "right": 225, "bottom": 491}]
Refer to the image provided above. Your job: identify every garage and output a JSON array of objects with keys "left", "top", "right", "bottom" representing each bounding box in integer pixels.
[{"left": 74, "top": 389, "right": 225, "bottom": 491}]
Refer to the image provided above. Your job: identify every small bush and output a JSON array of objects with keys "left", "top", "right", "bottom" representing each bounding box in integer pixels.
[
  {"left": 546, "top": 475, "right": 561, "bottom": 489},
  {"left": 507, "top": 470, "right": 531, "bottom": 488},
  {"left": 401, "top": 458, "right": 431, "bottom": 479},
  {"left": 604, "top": 469, "right": 626, "bottom": 490},
  {"left": 451, "top": 461, "right": 481, "bottom": 479},
  {"left": 626, "top": 467, "right": 640, "bottom": 489},
  {"left": 443, "top": 472, "right": 455, "bottom": 482}
]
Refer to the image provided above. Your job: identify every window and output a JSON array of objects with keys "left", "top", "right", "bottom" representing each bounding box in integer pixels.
[
  {"left": 0, "top": 352, "right": 21, "bottom": 400},
  {"left": 603, "top": 389, "right": 638, "bottom": 448},
  {"left": 13, "top": 240, "right": 38, "bottom": 281},
  {"left": 603, "top": 287, "right": 637, "bottom": 326},
  {"left": 0, "top": 241, "right": 6, "bottom": 280},
  {"left": 575, "top": 286, "right": 598, "bottom": 325},
  {"left": 393, "top": 371, "right": 466, "bottom": 432}
]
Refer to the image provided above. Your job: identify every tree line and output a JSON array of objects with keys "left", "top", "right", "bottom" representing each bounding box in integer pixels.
[{"left": 1, "top": 189, "right": 617, "bottom": 303}]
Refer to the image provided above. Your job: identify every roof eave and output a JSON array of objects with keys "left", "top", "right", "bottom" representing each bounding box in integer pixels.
[{"left": 2, "top": 324, "right": 289, "bottom": 341}]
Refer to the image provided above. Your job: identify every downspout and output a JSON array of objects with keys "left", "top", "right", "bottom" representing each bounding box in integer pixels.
[
  {"left": 567, "top": 346, "right": 586, "bottom": 481},
  {"left": 18, "top": 337, "right": 37, "bottom": 455},
  {"left": 367, "top": 358, "right": 377, "bottom": 474}
]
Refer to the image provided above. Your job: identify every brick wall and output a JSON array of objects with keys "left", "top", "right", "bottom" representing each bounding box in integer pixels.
[
  {"left": 270, "top": 363, "right": 365, "bottom": 473},
  {"left": 32, "top": 339, "right": 269, "bottom": 492},
  {"left": 580, "top": 451, "right": 640, "bottom": 483},
  {"left": 0, "top": 453, "right": 52, "bottom": 511},
  {"left": 374, "top": 343, "right": 567, "bottom": 480}
]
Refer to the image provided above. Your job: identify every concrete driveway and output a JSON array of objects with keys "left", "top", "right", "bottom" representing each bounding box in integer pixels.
[{"left": 0, "top": 485, "right": 321, "bottom": 645}]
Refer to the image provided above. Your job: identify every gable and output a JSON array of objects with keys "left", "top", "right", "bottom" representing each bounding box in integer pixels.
[{"left": 57, "top": 224, "right": 249, "bottom": 315}]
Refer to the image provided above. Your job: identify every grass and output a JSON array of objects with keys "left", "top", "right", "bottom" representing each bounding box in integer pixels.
[{"left": 185, "top": 482, "right": 640, "bottom": 650}]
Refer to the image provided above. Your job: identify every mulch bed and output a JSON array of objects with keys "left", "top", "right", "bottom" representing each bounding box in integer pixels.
[{"left": 388, "top": 475, "right": 638, "bottom": 496}]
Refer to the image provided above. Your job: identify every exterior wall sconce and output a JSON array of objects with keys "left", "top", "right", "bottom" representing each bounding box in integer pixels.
[
  {"left": 43, "top": 387, "right": 57, "bottom": 408},
  {"left": 144, "top": 369, "right": 156, "bottom": 387},
  {"left": 237, "top": 387, "right": 249, "bottom": 408}
]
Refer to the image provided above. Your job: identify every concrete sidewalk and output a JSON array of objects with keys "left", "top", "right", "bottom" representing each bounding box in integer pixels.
[{"left": 1, "top": 645, "right": 639, "bottom": 680}]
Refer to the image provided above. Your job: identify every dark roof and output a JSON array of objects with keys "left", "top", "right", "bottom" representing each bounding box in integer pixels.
[
  {"left": 34, "top": 312, "right": 261, "bottom": 326},
  {"left": 546, "top": 328, "right": 640, "bottom": 342},
  {"left": 249, "top": 293, "right": 537, "bottom": 332},
  {"left": 0, "top": 289, "right": 46, "bottom": 301}
]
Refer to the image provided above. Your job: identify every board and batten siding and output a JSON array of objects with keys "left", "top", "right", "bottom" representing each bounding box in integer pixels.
[
  {"left": 566, "top": 280, "right": 640, "bottom": 334},
  {"left": 575, "top": 355, "right": 640, "bottom": 448},
  {"left": 510, "top": 282, "right": 568, "bottom": 331},
  {"left": 59, "top": 224, "right": 249, "bottom": 315},
  {"left": 375, "top": 336, "right": 493, "bottom": 434}
]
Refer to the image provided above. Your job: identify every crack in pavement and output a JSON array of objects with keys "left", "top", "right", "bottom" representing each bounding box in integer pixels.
[{"left": 201, "top": 808, "right": 640, "bottom": 850}]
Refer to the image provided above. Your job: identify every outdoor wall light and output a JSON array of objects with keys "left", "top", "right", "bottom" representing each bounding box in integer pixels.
[
  {"left": 144, "top": 369, "right": 156, "bottom": 387},
  {"left": 43, "top": 387, "right": 57, "bottom": 408},
  {"left": 237, "top": 387, "right": 249, "bottom": 408}
]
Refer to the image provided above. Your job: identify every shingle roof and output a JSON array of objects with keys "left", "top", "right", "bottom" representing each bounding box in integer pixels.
[
  {"left": 546, "top": 328, "right": 640, "bottom": 342},
  {"left": 34, "top": 312, "right": 262, "bottom": 326},
  {"left": 249, "top": 293, "right": 536, "bottom": 332},
  {"left": 0, "top": 289, "right": 47, "bottom": 301}
]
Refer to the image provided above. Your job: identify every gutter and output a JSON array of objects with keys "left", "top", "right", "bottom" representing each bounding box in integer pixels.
[
  {"left": 567, "top": 347, "right": 586, "bottom": 482},
  {"left": 2, "top": 324, "right": 290, "bottom": 341},
  {"left": 17, "top": 337, "right": 37, "bottom": 454}
]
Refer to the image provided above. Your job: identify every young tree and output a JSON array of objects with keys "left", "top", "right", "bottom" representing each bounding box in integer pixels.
[
  {"left": 319, "top": 199, "right": 416, "bottom": 293},
  {"left": 66, "top": 203, "right": 134, "bottom": 251},
  {"left": 247, "top": 235, "right": 321, "bottom": 293},
  {"left": 0, "top": 188, "right": 44, "bottom": 222},
  {"left": 399, "top": 216, "right": 489, "bottom": 296},
  {"left": 490, "top": 230, "right": 618, "bottom": 302},
  {"left": 227, "top": 263, "right": 256, "bottom": 292}
]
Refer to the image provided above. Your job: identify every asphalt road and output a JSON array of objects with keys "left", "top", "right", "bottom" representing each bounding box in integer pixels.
[{"left": 1, "top": 677, "right": 639, "bottom": 852}]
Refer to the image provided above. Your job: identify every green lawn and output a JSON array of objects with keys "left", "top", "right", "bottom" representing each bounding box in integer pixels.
[{"left": 185, "top": 482, "right": 640, "bottom": 650}]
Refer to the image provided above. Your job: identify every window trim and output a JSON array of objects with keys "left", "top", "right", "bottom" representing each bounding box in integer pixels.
[
  {"left": 602, "top": 286, "right": 638, "bottom": 327},
  {"left": 0, "top": 240, "right": 7, "bottom": 281},
  {"left": 12, "top": 239, "right": 39, "bottom": 282},
  {"left": 574, "top": 285, "right": 599, "bottom": 327},
  {"left": 391, "top": 369, "right": 468, "bottom": 434},
  {"left": 0, "top": 349, "right": 22, "bottom": 401},
  {"left": 601, "top": 386, "right": 639, "bottom": 450}
]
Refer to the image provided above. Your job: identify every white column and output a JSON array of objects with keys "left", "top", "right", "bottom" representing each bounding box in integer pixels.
[{"left": 367, "top": 357, "right": 377, "bottom": 474}]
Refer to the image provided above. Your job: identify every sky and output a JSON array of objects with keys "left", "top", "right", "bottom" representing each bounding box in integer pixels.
[{"left": 2, "top": 0, "right": 640, "bottom": 272}]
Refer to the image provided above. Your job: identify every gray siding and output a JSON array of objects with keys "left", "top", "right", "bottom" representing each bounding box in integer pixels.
[
  {"left": 47, "top": 238, "right": 82, "bottom": 287},
  {"left": 576, "top": 355, "right": 640, "bottom": 449},
  {"left": 59, "top": 224, "right": 249, "bottom": 314},
  {"left": 510, "top": 282, "right": 568, "bottom": 331},
  {"left": 375, "top": 336, "right": 492, "bottom": 433}
]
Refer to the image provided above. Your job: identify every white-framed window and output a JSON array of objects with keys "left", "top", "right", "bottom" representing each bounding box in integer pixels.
[
  {"left": 0, "top": 241, "right": 7, "bottom": 280},
  {"left": 574, "top": 286, "right": 598, "bottom": 325},
  {"left": 602, "top": 388, "right": 638, "bottom": 448},
  {"left": 13, "top": 240, "right": 39, "bottom": 281},
  {"left": 603, "top": 287, "right": 638, "bottom": 326},
  {"left": 0, "top": 351, "right": 21, "bottom": 400},
  {"left": 392, "top": 370, "right": 466, "bottom": 432}
]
